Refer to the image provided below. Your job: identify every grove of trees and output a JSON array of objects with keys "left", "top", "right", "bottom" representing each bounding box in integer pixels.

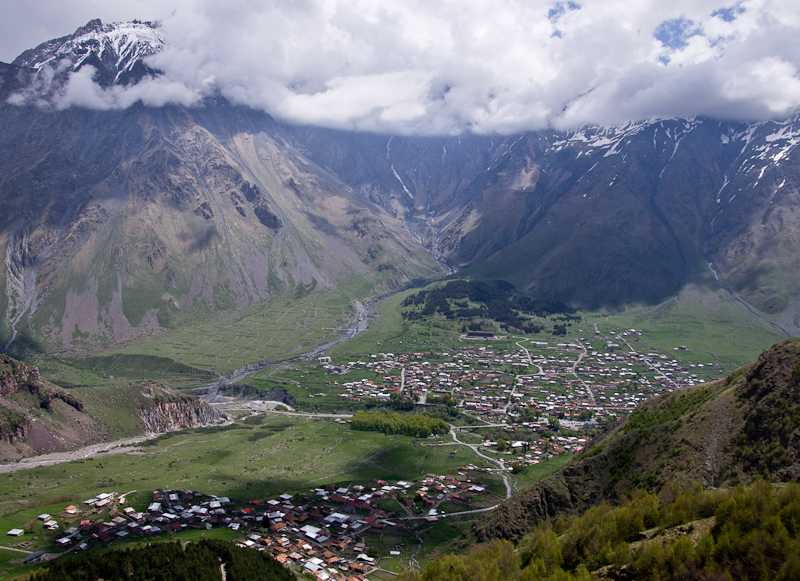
[
  {"left": 401, "top": 280, "right": 576, "bottom": 334},
  {"left": 351, "top": 410, "right": 449, "bottom": 437},
  {"left": 397, "top": 479, "right": 800, "bottom": 581},
  {"left": 29, "top": 539, "right": 296, "bottom": 581}
]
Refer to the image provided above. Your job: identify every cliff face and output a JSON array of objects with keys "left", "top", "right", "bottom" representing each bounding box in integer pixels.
[
  {"left": 0, "top": 354, "right": 83, "bottom": 411},
  {"left": 0, "top": 358, "right": 226, "bottom": 460},
  {"left": 135, "top": 380, "right": 228, "bottom": 433},
  {"left": 0, "top": 354, "right": 105, "bottom": 460}
]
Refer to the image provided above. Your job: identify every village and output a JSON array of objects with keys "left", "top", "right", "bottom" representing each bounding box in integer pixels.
[
  {"left": 313, "top": 327, "right": 724, "bottom": 470},
  {"left": 12, "top": 468, "right": 503, "bottom": 580},
  {"left": 3, "top": 328, "right": 727, "bottom": 578}
]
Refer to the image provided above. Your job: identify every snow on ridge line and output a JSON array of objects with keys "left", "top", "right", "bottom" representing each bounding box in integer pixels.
[
  {"left": 557, "top": 118, "right": 700, "bottom": 155},
  {"left": 19, "top": 21, "right": 164, "bottom": 77}
]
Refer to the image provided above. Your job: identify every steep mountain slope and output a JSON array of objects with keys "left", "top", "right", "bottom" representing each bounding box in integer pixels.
[
  {"left": 0, "top": 354, "right": 227, "bottom": 460},
  {"left": 0, "top": 354, "right": 101, "bottom": 459},
  {"left": 0, "top": 22, "right": 443, "bottom": 354},
  {"left": 0, "top": 105, "right": 440, "bottom": 352},
  {"left": 2, "top": 20, "right": 800, "bottom": 358},
  {"left": 460, "top": 337, "right": 800, "bottom": 545},
  {"left": 292, "top": 119, "right": 800, "bottom": 328}
]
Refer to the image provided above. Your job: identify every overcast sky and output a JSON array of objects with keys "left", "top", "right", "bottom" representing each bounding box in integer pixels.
[{"left": 2, "top": 0, "right": 800, "bottom": 134}]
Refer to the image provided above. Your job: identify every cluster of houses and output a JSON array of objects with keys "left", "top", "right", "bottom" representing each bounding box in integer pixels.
[
  {"left": 319, "top": 331, "right": 722, "bottom": 438},
  {"left": 30, "top": 471, "right": 497, "bottom": 580}
]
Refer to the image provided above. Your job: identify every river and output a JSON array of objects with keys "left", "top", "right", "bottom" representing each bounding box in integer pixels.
[
  {"left": 0, "top": 435, "right": 156, "bottom": 474},
  {"left": 0, "top": 294, "right": 382, "bottom": 472},
  {"left": 192, "top": 295, "right": 378, "bottom": 403}
]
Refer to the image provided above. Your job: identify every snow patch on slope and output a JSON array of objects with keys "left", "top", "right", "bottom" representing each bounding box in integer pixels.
[{"left": 13, "top": 20, "right": 164, "bottom": 85}]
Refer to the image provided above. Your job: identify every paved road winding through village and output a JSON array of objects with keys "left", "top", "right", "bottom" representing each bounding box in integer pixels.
[{"left": 449, "top": 427, "right": 513, "bottom": 500}]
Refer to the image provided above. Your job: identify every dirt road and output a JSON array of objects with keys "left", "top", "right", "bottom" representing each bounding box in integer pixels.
[{"left": 0, "top": 435, "right": 156, "bottom": 474}]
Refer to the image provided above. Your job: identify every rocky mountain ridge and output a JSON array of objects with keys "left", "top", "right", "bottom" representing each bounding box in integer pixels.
[
  {"left": 0, "top": 356, "right": 227, "bottom": 460},
  {"left": 2, "top": 19, "right": 162, "bottom": 100},
  {"left": 0, "top": 354, "right": 105, "bottom": 459},
  {"left": 135, "top": 380, "right": 228, "bottom": 433},
  {"left": 292, "top": 116, "right": 800, "bottom": 328},
  {"left": 1, "top": 20, "right": 799, "bottom": 357},
  {"left": 0, "top": 353, "right": 83, "bottom": 411}
]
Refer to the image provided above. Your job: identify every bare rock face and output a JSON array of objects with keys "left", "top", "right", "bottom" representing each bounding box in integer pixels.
[
  {"left": 135, "top": 380, "right": 229, "bottom": 434},
  {"left": 289, "top": 119, "right": 800, "bottom": 332},
  {"left": 0, "top": 354, "right": 105, "bottom": 460},
  {"left": 0, "top": 355, "right": 83, "bottom": 411},
  {"left": 0, "top": 357, "right": 227, "bottom": 460},
  {"left": 0, "top": 102, "right": 443, "bottom": 353}
]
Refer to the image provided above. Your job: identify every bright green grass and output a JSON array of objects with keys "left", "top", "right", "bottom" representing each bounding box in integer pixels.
[
  {"left": 592, "top": 283, "right": 788, "bottom": 368},
  {"left": 509, "top": 454, "right": 575, "bottom": 492},
  {"left": 66, "top": 384, "right": 156, "bottom": 439},
  {"left": 328, "top": 290, "right": 464, "bottom": 359},
  {"left": 0, "top": 417, "right": 489, "bottom": 524},
  {"left": 0, "top": 548, "right": 31, "bottom": 581},
  {"left": 105, "top": 289, "right": 359, "bottom": 374},
  {"left": 0, "top": 416, "right": 521, "bottom": 578}
]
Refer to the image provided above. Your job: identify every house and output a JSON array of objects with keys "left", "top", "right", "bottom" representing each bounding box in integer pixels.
[{"left": 24, "top": 551, "right": 46, "bottom": 564}]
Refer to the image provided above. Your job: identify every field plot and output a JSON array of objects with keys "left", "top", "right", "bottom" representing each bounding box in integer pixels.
[
  {"left": 593, "top": 284, "right": 787, "bottom": 369},
  {"left": 330, "top": 290, "right": 466, "bottom": 359}
]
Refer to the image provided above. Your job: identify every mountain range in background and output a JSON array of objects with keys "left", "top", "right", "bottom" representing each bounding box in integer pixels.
[{"left": 1, "top": 19, "right": 799, "bottom": 358}]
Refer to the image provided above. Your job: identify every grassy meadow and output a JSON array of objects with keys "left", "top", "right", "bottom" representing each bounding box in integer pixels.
[
  {"left": 326, "top": 279, "right": 787, "bottom": 369},
  {"left": 0, "top": 413, "right": 552, "bottom": 578},
  {"left": 594, "top": 282, "right": 788, "bottom": 368},
  {"left": 56, "top": 288, "right": 360, "bottom": 381},
  {"left": 0, "top": 415, "right": 503, "bottom": 521}
]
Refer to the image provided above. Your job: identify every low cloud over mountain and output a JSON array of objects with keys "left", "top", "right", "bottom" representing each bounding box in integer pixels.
[{"left": 3, "top": 0, "right": 800, "bottom": 134}]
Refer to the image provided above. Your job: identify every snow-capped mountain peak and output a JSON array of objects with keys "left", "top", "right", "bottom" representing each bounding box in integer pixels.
[{"left": 11, "top": 19, "right": 164, "bottom": 87}]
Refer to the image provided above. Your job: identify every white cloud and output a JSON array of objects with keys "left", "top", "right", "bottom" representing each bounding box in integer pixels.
[
  {"left": 3, "top": 0, "right": 800, "bottom": 134},
  {"left": 54, "top": 66, "right": 200, "bottom": 110}
]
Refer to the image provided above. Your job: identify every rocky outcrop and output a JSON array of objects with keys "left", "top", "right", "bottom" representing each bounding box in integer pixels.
[
  {"left": 0, "top": 354, "right": 85, "bottom": 444},
  {"left": 135, "top": 380, "right": 229, "bottom": 434},
  {"left": 0, "top": 354, "right": 105, "bottom": 460},
  {"left": 0, "top": 354, "right": 84, "bottom": 411}
]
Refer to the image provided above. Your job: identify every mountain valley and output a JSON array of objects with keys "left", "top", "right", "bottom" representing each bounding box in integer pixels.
[
  {"left": 2, "top": 18, "right": 800, "bottom": 581},
  {"left": 1, "top": 20, "right": 799, "bottom": 362}
]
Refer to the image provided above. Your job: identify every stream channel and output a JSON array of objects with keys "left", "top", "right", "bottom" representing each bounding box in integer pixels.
[{"left": 0, "top": 294, "right": 382, "bottom": 472}]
